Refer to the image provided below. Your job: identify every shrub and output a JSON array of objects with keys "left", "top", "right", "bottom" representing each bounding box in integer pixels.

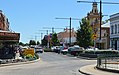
[
  {"left": 44, "top": 48, "right": 52, "bottom": 52},
  {"left": 84, "top": 50, "right": 119, "bottom": 55},
  {"left": 25, "top": 54, "right": 33, "bottom": 59},
  {"left": 34, "top": 53, "right": 39, "bottom": 59}
]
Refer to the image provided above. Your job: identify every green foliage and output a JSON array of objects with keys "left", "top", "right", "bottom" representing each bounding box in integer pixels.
[
  {"left": 25, "top": 54, "right": 33, "bottom": 59},
  {"left": 25, "top": 53, "right": 39, "bottom": 60},
  {"left": 44, "top": 48, "right": 52, "bottom": 52},
  {"left": 34, "top": 53, "right": 39, "bottom": 59},
  {"left": 29, "top": 40, "right": 36, "bottom": 45},
  {"left": 51, "top": 33, "right": 60, "bottom": 46},
  {"left": 19, "top": 42, "right": 25, "bottom": 46},
  {"left": 76, "top": 18, "right": 93, "bottom": 48},
  {"left": 84, "top": 50, "right": 119, "bottom": 55},
  {"left": 36, "top": 41, "right": 40, "bottom": 45},
  {"left": 41, "top": 36, "right": 48, "bottom": 46}
]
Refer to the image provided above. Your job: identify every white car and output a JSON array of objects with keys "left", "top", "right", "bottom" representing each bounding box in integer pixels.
[
  {"left": 86, "top": 47, "right": 99, "bottom": 50},
  {"left": 35, "top": 47, "right": 43, "bottom": 53}
]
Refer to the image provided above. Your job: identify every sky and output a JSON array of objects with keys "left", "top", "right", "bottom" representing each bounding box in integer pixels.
[{"left": 0, "top": 0, "right": 119, "bottom": 43}]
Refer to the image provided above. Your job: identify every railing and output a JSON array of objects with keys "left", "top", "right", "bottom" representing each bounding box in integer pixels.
[{"left": 97, "top": 55, "right": 119, "bottom": 71}]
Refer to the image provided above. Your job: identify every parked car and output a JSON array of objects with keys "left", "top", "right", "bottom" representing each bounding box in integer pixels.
[
  {"left": 53, "top": 46, "right": 61, "bottom": 53},
  {"left": 68, "top": 47, "right": 74, "bottom": 54},
  {"left": 34, "top": 47, "right": 43, "bottom": 53},
  {"left": 69, "top": 46, "right": 84, "bottom": 56},
  {"left": 51, "top": 46, "right": 57, "bottom": 52},
  {"left": 86, "top": 47, "right": 99, "bottom": 50},
  {"left": 60, "top": 46, "right": 68, "bottom": 55}
]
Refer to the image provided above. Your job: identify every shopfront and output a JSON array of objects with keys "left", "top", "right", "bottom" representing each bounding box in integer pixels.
[{"left": 0, "top": 31, "right": 20, "bottom": 59}]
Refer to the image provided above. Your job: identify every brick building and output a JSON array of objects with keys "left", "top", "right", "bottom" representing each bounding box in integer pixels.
[
  {"left": 57, "top": 28, "right": 76, "bottom": 45},
  {"left": 0, "top": 10, "right": 20, "bottom": 59}
]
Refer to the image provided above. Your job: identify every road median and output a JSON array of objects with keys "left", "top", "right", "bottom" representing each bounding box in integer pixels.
[{"left": 0, "top": 58, "right": 40, "bottom": 67}]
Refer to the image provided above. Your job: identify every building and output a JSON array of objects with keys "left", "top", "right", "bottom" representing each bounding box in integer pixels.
[
  {"left": 0, "top": 10, "right": 20, "bottom": 44},
  {"left": 0, "top": 10, "right": 20, "bottom": 59},
  {"left": 86, "top": 2, "right": 110, "bottom": 49},
  {"left": 0, "top": 10, "right": 9, "bottom": 31},
  {"left": 110, "top": 13, "right": 119, "bottom": 50},
  {"left": 57, "top": 28, "right": 76, "bottom": 45}
]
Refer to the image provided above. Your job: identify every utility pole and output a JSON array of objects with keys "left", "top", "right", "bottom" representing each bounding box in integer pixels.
[
  {"left": 77, "top": 0, "right": 119, "bottom": 49},
  {"left": 56, "top": 17, "right": 80, "bottom": 46}
]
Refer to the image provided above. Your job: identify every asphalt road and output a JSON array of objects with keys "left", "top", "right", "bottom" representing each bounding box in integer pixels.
[{"left": 0, "top": 52, "right": 96, "bottom": 75}]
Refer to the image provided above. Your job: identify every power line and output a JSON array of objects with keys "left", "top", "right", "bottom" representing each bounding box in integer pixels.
[
  {"left": 43, "top": 27, "right": 65, "bottom": 33},
  {"left": 77, "top": 1, "right": 119, "bottom": 4}
]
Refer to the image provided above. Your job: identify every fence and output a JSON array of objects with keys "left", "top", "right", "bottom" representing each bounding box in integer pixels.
[{"left": 97, "top": 55, "right": 119, "bottom": 71}]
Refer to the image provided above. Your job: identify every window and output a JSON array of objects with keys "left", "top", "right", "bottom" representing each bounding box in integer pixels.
[
  {"left": 118, "top": 24, "right": 119, "bottom": 33},
  {"left": 115, "top": 24, "right": 117, "bottom": 34},
  {"left": 111, "top": 25, "right": 113, "bottom": 34}
]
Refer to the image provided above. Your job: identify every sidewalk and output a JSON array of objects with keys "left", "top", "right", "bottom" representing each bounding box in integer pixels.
[
  {"left": 79, "top": 64, "right": 119, "bottom": 75},
  {"left": 0, "top": 58, "right": 40, "bottom": 67}
]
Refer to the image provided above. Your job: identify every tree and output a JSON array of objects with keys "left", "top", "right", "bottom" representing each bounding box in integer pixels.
[
  {"left": 37, "top": 41, "right": 40, "bottom": 45},
  {"left": 76, "top": 18, "right": 93, "bottom": 48},
  {"left": 51, "top": 33, "right": 59, "bottom": 46},
  {"left": 19, "top": 42, "right": 24, "bottom": 46},
  {"left": 41, "top": 35, "right": 48, "bottom": 46},
  {"left": 29, "top": 40, "right": 36, "bottom": 45}
]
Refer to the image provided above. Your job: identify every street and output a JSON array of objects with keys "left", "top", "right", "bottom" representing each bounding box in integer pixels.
[{"left": 0, "top": 52, "right": 96, "bottom": 75}]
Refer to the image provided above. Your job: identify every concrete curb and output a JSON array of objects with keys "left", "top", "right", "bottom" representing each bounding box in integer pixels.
[
  {"left": 0, "top": 58, "right": 40, "bottom": 67},
  {"left": 79, "top": 64, "right": 119, "bottom": 75},
  {"left": 96, "top": 66, "right": 119, "bottom": 73},
  {"left": 77, "top": 56, "right": 97, "bottom": 60},
  {"left": 79, "top": 65, "right": 95, "bottom": 75},
  {"left": 78, "top": 69, "right": 91, "bottom": 75}
]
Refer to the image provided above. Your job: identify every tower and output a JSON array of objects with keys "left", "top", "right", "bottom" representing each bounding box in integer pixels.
[{"left": 87, "top": 2, "right": 100, "bottom": 34}]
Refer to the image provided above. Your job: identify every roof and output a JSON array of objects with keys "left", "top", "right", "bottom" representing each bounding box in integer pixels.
[{"left": 101, "top": 22, "right": 110, "bottom": 28}]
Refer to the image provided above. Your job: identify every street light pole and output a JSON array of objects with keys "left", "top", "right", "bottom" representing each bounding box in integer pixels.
[
  {"left": 46, "top": 30, "right": 49, "bottom": 48},
  {"left": 69, "top": 17, "right": 71, "bottom": 46},
  {"left": 99, "top": 0, "right": 102, "bottom": 49}
]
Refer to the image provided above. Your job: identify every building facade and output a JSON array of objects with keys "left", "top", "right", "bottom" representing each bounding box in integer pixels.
[
  {"left": 0, "top": 10, "right": 20, "bottom": 59},
  {"left": 87, "top": 2, "right": 110, "bottom": 49},
  {"left": 0, "top": 10, "right": 20, "bottom": 43},
  {"left": 57, "top": 28, "right": 76, "bottom": 45},
  {"left": 110, "top": 13, "right": 119, "bottom": 50},
  {"left": 0, "top": 10, "right": 9, "bottom": 31}
]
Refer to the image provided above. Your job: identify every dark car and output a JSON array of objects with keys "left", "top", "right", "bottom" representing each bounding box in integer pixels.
[
  {"left": 69, "top": 47, "right": 84, "bottom": 56},
  {"left": 54, "top": 46, "right": 61, "bottom": 53}
]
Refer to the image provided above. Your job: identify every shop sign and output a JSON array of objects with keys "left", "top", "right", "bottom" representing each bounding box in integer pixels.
[
  {"left": 0, "top": 32, "right": 20, "bottom": 40},
  {"left": 23, "top": 48, "right": 35, "bottom": 56}
]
